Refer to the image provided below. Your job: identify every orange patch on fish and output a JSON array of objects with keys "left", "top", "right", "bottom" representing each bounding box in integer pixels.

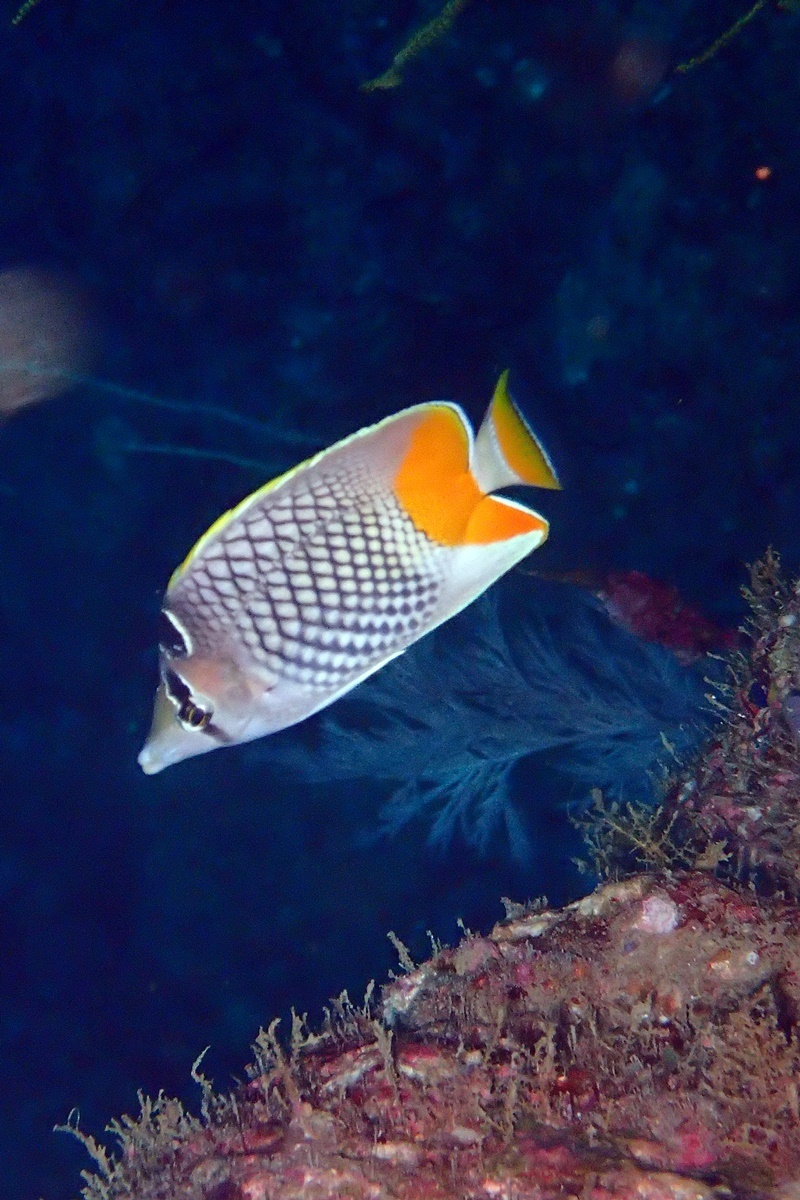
[
  {"left": 465, "top": 495, "right": 549, "bottom": 544},
  {"left": 393, "top": 406, "right": 482, "bottom": 545}
]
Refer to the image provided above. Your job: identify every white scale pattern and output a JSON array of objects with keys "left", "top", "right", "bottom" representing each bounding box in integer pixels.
[{"left": 168, "top": 460, "right": 444, "bottom": 692}]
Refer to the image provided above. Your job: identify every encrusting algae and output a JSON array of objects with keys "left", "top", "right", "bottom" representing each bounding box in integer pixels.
[{"left": 67, "top": 552, "right": 800, "bottom": 1199}]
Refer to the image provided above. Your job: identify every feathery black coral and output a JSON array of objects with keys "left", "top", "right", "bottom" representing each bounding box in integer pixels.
[{"left": 270, "top": 578, "right": 714, "bottom": 860}]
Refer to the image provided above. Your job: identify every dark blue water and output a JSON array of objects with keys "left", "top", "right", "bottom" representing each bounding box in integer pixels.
[{"left": 1, "top": 1, "right": 799, "bottom": 1196}]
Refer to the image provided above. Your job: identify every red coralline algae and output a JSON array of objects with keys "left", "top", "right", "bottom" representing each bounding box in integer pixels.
[
  {"left": 598, "top": 570, "right": 736, "bottom": 664},
  {"left": 73, "top": 870, "right": 800, "bottom": 1200}
]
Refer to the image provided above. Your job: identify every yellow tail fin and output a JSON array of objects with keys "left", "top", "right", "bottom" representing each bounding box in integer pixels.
[{"left": 473, "top": 371, "right": 561, "bottom": 493}]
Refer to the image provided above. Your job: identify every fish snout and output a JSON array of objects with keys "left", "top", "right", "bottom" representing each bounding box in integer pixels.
[{"left": 137, "top": 681, "right": 215, "bottom": 774}]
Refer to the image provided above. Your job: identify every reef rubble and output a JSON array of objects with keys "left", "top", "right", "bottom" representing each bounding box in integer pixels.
[
  {"left": 73, "top": 869, "right": 800, "bottom": 1200},
  {"left": 71, "top": 555, "right": 800, "bottom": 1199}
]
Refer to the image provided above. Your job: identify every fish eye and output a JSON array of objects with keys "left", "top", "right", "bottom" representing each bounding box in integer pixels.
[
  {"left": 159, "top": 610, "right": 191, "bottom": 659},
  {"left": 181, "top": 701, "right": 211, "bottom": 731},
  {"left": 163, "top": 668, "right": 213, "bottom": 733}
]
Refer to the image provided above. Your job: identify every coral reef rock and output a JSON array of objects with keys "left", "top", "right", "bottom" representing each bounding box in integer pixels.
[{"left": 76, "top": 870, "right": 800, "bottom": 1200}]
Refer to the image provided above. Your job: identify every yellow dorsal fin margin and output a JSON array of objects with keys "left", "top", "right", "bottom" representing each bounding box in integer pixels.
[{"left": 168, "top": 456, "right": 311, "bottom": 588}]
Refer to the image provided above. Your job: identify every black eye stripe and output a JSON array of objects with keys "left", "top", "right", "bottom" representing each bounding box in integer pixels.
[
  {"left": 163, "top": 670, "right": 214, "bottom": 733},
  {"left": 159, "top": 611, "right": 189, "bottom": 658},
  {"left": 164, "top": 669, "right": 192, "bottom": 707}
]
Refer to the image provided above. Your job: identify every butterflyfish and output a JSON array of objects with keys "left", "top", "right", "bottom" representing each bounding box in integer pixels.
[{"left": 138, "top": 371, "right": 560, "bottom": 774}]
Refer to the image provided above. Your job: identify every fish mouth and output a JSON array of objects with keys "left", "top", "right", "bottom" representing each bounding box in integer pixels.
[
  {"left": 137, "top": 729, "right": 219, "bottom": 775},
  {"left": 137, "top": 742, "right": 169, "bottom": 775},
  {"left": 137, "top": 681, "right": 216, "bottom": 774}
]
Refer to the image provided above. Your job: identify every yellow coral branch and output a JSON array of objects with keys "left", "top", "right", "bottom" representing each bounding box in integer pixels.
[
  {"left": 675, "top": 0, "right": 768, "bottom": 73},
  {"left": 11, "top": 0, "right": 43, "bottom": 25},
  {"left": 361, "top": 0, "right": 474, "bottom": 92}
]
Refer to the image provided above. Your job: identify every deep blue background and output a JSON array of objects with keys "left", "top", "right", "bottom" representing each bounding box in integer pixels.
[{"left": 1, "top": 1, "right": 800, "bottom": 1196}]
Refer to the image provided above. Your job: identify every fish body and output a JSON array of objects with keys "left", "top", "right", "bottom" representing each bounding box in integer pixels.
[{"left": 138, "top": 372, "right": 560, "bottom": 774}]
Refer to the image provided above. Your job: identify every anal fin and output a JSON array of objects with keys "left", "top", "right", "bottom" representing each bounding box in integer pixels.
[{"left": 465, "top": 494, "right": 549, "bottom": 545}]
